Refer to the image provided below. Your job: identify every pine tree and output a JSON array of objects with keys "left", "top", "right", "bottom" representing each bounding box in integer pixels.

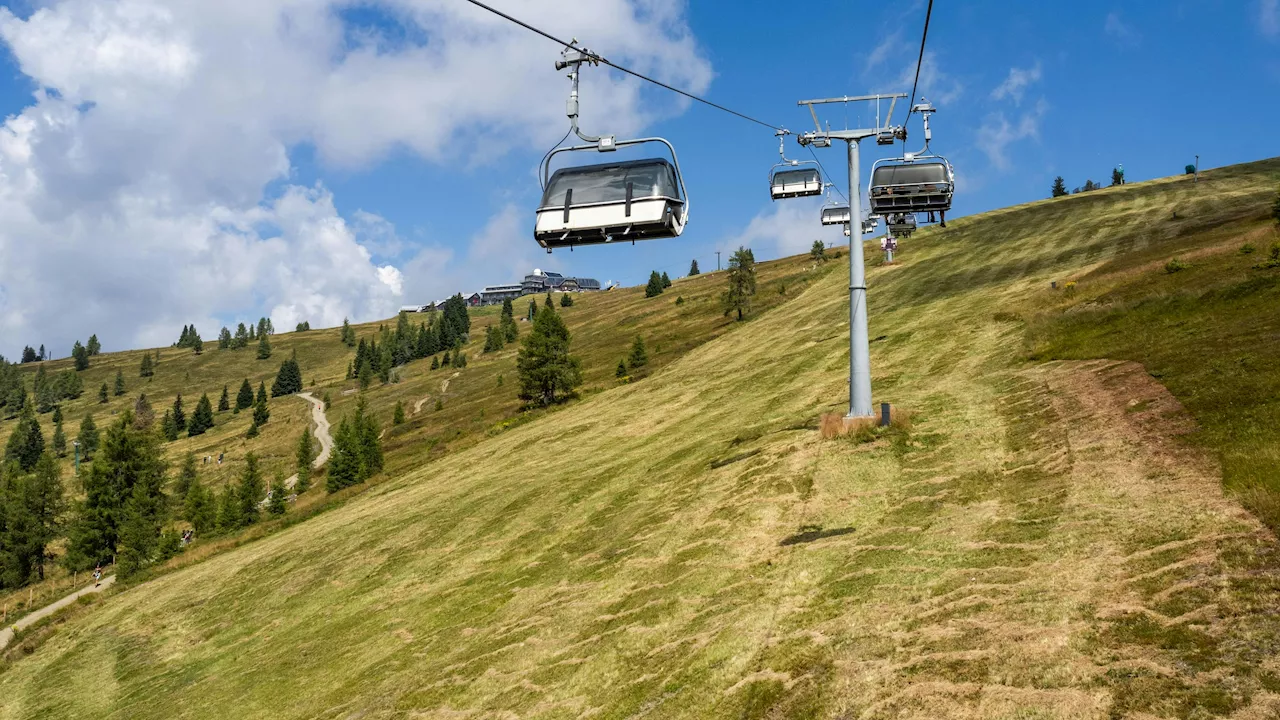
[
  {"left": 1051, "top": 176, "right": 1068, "bottom": 198},
  {"left": 192, "top": 333, "right": 204, "bottom": 355},
  {"left": 295, "top": 428, "right": 314, "bottom": 495},
  {"left": 628, "top": 335, "right": 648, "bottom": 369},
  {"left": 238, "top": 452, "right": 263, "bottom": 527},
  {"left": 77, "top": 413, "right": 100, "bottom": 458},
  {"left": 4, "top": 453, "right": 67, "bottom": 583},
  {"left": 341, "top": 318, "right": 356, "bottom": 347},
  {"left": 99, "top": 382, "right": 109, "bottom": 404},
  {"left": 188, "top": 394, "right": 215, "bottom": 437},
  {"left": 483, "top": 326, "right": 503, "bottom": 353},
  {"left": 661, "top": 271, "right": 672, "bottom": 288},
  {"left": 326, "top": 417, "right": 358, "bottom": 492},
  {"left": 184, "top": 476, "right": 215, "bottom": 536},
  {"left": 218, "top": 385, "right": 230, "bottom": 412},
  {"left": 256, "top": 331, "right": 272, "bottom": 360},
  {"left": 430, "top": 355, "right": 440, "bottom": 370},
  {"left": 161, "top": 409, "right": 180, "bottom": 442},
  {"left": 134, "top": 393, "right": 155, "bottom": 429},
  {"left": 218, "top": 327, "right": 232, "bottom": 350},
  {"left": 64, "top": 411, "right": 167, "bottom": 571},
  {"left": 645, "top": 271, "right": 665, "bottom": 298},
  {"left": 114, "top": 369, "right": 126, "bottom": 396},
  {"left": 171, "top": 394, "right": 187, "bottom": 432},
  {"left": 271, "top": 352, "right": 303, "bottom": 396},
  {"left": 70, "top": 341, "right": 89, "bottom": 371},
  {"left": 52, "top": 412, "right": 67, "bottom": 457},
  {"left": 516, "top": 305, "right": 582, "bottom": 407},
  {"left": 689, "top": 259, "right": 700, "bottom": 276},
  {"left": 721, "top": 246, "right": 758, "bottom": 321},
  {"left": 174, "top": 452, "right": 198, "bottom": 500},
  {"left": 358, "top": 359, "right": 374, "bottom": 390},
  {"left": 233, "top": 322, "right": 249, "bottom": 349},
  {"left": 216, "top": 483, "right": 240, "bottom": 532},
  {"left": 393, "top": 400, "right": 406, "bottom": 425},
  {"left": 21, "top": 345, "right": 37, "bottom": 363},
  {"left": 267, "top": 476, "right": 288, "bottom": 516},
  {"left": 4, "top": 403, "right": 44, "bottom": 471},
  {"left": 253, "top": 382, "right": 270, "bottom": 426},
  {"left": 560, "top": 293, "right": 573, "bottom": 307},
  {"left": 87, "top": 334, "right": 101, "bottom": 356},
  {"left": 616, "top": 359, "right": 627, "bottom": 378},
  {"left": 355, "top": 397, "right": 383, "bottom": 478},
  {"left": 236, "top": 379, "right": 254, "bottom": 411},
  {"left": 139, "top": 353, "right": 154, "bottom": 378}
]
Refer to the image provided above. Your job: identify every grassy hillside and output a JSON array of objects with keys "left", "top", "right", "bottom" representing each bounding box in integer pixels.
[{"left": 2, "top": 160, "right": 1280, "bottom": 718}]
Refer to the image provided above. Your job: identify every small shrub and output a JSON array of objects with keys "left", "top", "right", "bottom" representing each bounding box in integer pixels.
[
  {"left": 1064, "top": 280, "right": 1078, "bottom": 297},
  {"left": 1164, "top": 258, "right": 1189, "bottom": 274},
  {"left": 1240, "top": 244, "right": 1256, "bottom": 255},
  {"left": 434, "top": 399, "right": 443, "bottom": 412},
  {"left": 674, "top": 296, "right": 684, "bottom": 306},
  {"left": 496, "top": 374, "right": 503, "bottom": 387}
]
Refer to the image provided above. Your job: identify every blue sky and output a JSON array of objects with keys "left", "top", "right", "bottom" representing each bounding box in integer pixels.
[{"left": 0, "top": 0, "right": 1277, "bottom": 356}]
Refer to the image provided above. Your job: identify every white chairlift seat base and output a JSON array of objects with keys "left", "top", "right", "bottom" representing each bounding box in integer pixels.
[{"left": 535, "top": 198, "right": 685, "bottom": 249}]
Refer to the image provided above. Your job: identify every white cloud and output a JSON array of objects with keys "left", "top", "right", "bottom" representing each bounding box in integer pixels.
[
  {"left": 722, "top": 197, "right": 846, "bottom": 260},
  {"left": 863, "top": 31, "right": 902, "bottom": 74},
  {"left": 1104, "top": 11, "right": 1140, "bottom": 45},
  {"left": 976, "top": 99, "right": 1048, "bottom": 171},
  {"left": 1262, "top": 0, "right": 1280, "bottom": 37},
  {"left": 991, "top": 62, "right": 1042, "bottom": 105},
  {"left": 0, "top": 0, "right": 711, "bottom": 356}
]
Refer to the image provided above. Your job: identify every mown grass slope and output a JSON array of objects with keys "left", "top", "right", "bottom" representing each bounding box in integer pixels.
[{"left": 2, "top": 159, "right": 1280, "bottom": 719}]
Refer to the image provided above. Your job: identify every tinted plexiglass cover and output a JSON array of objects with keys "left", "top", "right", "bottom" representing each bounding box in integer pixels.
[
  {"left": 772, "top": 168, "right": 821, "bottom": 186},
  {"left": 870, "top": 162, "right": 950, "bottom": 187},
  {"left": 541, "top": 159, "right": 681, "bottom": 208}
]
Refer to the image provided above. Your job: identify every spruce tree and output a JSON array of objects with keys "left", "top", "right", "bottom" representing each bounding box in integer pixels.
[
  {"left": 77, "top": 413, "right": 100, "bottom": 458},
  {"left": 267, "top": 476, "right": 287, "bottom": 516},
  {"left": 516, "top": 305, "right": 582, "bottom": 407},
  {"left": 114, "top": 369, "right": 126, "bottom": 396},
  {"left": 560, "top": 293, "right": 573, "bottom": 307},
  {"left": 218, "top": 327, "right": 232, "bottom": 350},
  {"left": 218, "top": 385, "right": 230, "bottom": 412},
  {"left": 192, "top": 333, "right": 204, "bottom": 355},
  {"left": 661, "top": 271, "right": 672, "bottom": 288},
  {"left": 645, "top": 271, "right": 665, "bottom": 298},
  {"left": 253, "top": 382, "right": 270, "bottom": 426},
  {"left": 341, "top": 318, "right": 356, "bottom": 347},
  {"left": 72, "top": 341, "right": 90, "bottom": 370},
  {"left": 38, "top": 344, "right": 45, "bottom": 361},
  {"left": 628, "top": 335, "right": 648, "bottom": 369},
  {"left": 21, "top": 345, "right": 37, "bottom": 363},
  {"left": 184, "top": 477, "right": 215, "bottom": 536},
  {"left": 616, "top": 359, "right": 627, "bottom": 378},
  {"left": 234, "top": 322, "right": 249, "bottom": 349},
  {"left": 236, "top": 379, "right": 254, "bottom": 410},
  {"left": 188, "top": 394, "right": 215, "bottom": 437},
  {"left": 134, "top": 393, "right": 155, "bottom": 429},
  {"left": 326, "top": 417, "right": 358, "bottom": 492},
  {"left": 175, "top": 452, "right": 198, "bottom": 500},
  {"left": 238, "top": 452, "right": 264, "bottom": 527},
  {"left": 431, "top": 355, "right": 440, "bottom": 370},
  {"left": 689, "top": 258, "right": 700, "bottom": 276},
  {"left": 529, "top": 298, "right": 537, "bottom": 321},
  {"left": 246, "top": 420, "right": 260, "bottom": 438},
  {"left": 87, "top": 334, "right": 101, "bottom": 356},
  {"left": 139, "top": 353, "right": 154, "bottom": 378},
  {"left": 171, "top": 394, "right": 186, "bottom": 432},
  {"left": 271, "top": 352, "right": 302, "bottom": 396},
  {"left": 99, "top": 382, "right": 109, "bottom": 404},
  {"left": 358, "top": 359, "right": 374, "bottom": 390},
  {"left": 52, "top": 412, "right": 67, "bottom": 456},
  {"left": 216, "top": 483, "right": 240, "bottom": 532},
  {"left": 4, "top": 403, "right": 45, "bottom": 471},
  {"left": 355, "top": 398, "right": 383, "bottom": 478},
  {"left": 161, "top": 409, "right": 180, "bottom": 442},
  {"left": 1051, "top": 176, "right": 1068, "bottom": 198},
  {"left": 721, "top": 246, "right": 758, "bottom": 321},
  {"left": 393, "top": 400, "right": 406, "bottom": 425},
  {"left": 295, "top": 428, "right": 314, "bottom": 494},
  {"left": 256, "top": 331, "right": 272, "bottom": 360}
]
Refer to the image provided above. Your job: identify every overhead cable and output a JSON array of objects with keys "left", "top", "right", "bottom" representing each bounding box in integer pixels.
[{"left": 904, "top": 0, "right": 935, "bottom": 121}]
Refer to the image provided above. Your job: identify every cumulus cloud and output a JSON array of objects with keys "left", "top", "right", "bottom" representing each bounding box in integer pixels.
[
  {"left": 990, "top": 62, "right": 1042, "bottom": 105},
  {"left": 976, "top": 99, "right": 1048, "bottom": 171},
  {"left": 0, "top": 0, "right": 711, "bottom": 356},
  {"left": 722, "top": 197, "right": 846, "bottom": 260},
  {"left": 895, "top": 51, "right": 963, "bottom": 107},
  {"left": 863, "top": 31, "right": 902, "bottom": 74},
  {"left": 1104, "top": 11, "right": 1141, "bottom": 45}
]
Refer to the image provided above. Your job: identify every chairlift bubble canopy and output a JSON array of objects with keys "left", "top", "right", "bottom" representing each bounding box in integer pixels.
[
  {"left": 820, "top": 203, "right": 851, "bottom": 226},
  {"left": 770, "top": 166, "right": 823, "bottom": 200},
  {"left": 868, "top": 158, "right": 954, "bottom": 215},
  {"left": 535, "top": 154, "right": 686, "bottom": 249}
]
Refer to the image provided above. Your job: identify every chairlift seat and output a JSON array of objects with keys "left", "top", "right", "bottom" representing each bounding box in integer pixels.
[
  {"left": 886, "top": 213, "right": 917, "bottom": 237},
  {"left": 868, "top": 160, "right": 953, "bottom": 214},
  {"left": 770, "top": 168, "right": 823, "bottom": 200},
  {"left": 820, "top": 204, "right": 851, "bottom": 226},
  {"left": 535, "top": 158, "right": 686, "bottom": 249}
]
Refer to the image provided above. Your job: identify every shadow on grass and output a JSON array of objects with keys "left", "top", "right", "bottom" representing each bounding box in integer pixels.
[{"left": 779, "top": 525, "right": 856, "bottom": 547}]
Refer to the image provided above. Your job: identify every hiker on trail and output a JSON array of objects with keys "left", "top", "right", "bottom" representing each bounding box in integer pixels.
[
  {"left": 93, "top": 565, "right": 102, "bottom": 587},
  {"left": 218, "top": 452, "right": 224, "bottom": 464}
]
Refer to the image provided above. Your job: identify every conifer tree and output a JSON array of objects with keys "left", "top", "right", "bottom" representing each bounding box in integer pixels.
[
  {"left": 38, "top": 344, "right": 45, "bottom": 361},
  {"left": 4, "top": 403, "right": 44, "bottom": 471},
  {"left": 139, "top": 353, "right": 154, "bottom": 378},
  {"left": 516, "top": 305, "right": 582, "bottom": 407},
  {"left": 218, "top": 385, "right": 230, "bottom": 412},
  {"left": 628, "top": 335, "right": 648, "bottom": 369},
  {"left": 267, "top": 476, "right": 287, "bottom": 516},
  {"left": 52, "top": 412, "right": 67, "bottom": 456},
  {"left": 645, "top": 270, "right": 665, "bottom": 298},
  {"left": 233, "top": 322, "right": 249, "bottom": 349},
  {"left": 171, "top": 394, "right": 186, "bottom": 432},
  {"left": 87, "top": 334, "right": 102, "bottom": 356},
  {"left": 114, "top": 369, "right": 126, "bottom": 396},
  {"left": 256, "top": 331, "right": 272, "bottom": 360},
  {"left": 218, "top": 327, "right": 232, "bottom": 349},
  {"left": 216, "top": 483, "right": 239, "bottom": 532},
  {"left": 441, "top": 351, "right": 451, "bottom": 368},
  {"left": 246, "top": 420, "right": 260, "bottom": 438},
  {"left": 253, "top": 382, "right": 270, "bottom": 426},
  {"left": 358, "top": 359, "right": 374, "bottom": 390},
  {"left": 326, "top": 417, "right": 358, "bottom": 492},
  {"left": 1051, "top": 176, "right": 1067, "bottom": 197},
  {"left": 161, "top": 409, "right": 180, "bottom": 442},
  {"left": 689, "top": 258, "right": 700, "bottom": 276},
  {"left": 236, "top": 379, "right": 254, "bottom": 411},
  {"left": 271, "top": 351, "right": 303, "bottom": 396},
  {"left": 72, "top": 341, "right": 90, "bottom": 370},
  {"left": 529, "top": 298, "right": 537, "bottom": 321},
  {"left": 4, "top": 453, "right": 66, "bottom": 583},
  {"left": 661, "top": 271, "right": 672, "bottom": 288},
  {"left": 560, "top": 293, "right": 573, "bottom": 307},
  {"left": 99, "top": 382, "right": 109, "bottom": 404},
  {"left": 238, "top": 452, "right": 263, "bottom": 527},
  {"left": 175, "top": 452, "right": 198, "bottom": 500},
  {"left": 721, "top": 246, "right": 758, "bottom": 321},
  {"left": 616, "top": 359, "right": 627, "bottom": 378},
  {"left": 77, "top": 413, "right": 99, "bottom": 458},
  {"left": 483, "top": 326, "right": 503, "bottom": 353},
  {"left": 341, "top": 317, "right": 356, "bottom": 347},
  {"left": 431, "top": 355, "right": 440, "bottom": 370},
  {"left": 810, "top": 239, "right": 827, "bottom": 263},
  {"left": 192, "top": 333, "right": 204, "bottom": 355},
  {"left": 393, "top": 400, "right": 406, "bottom": 425},
  {"left": 184, "top": 476, "right": 215, "bottom": 536},
  {"left": 188, "top": 394, "right": 215, "bottom": 437},
  {"left": 295, "top": 428, "right": 314, "bottom": 494},
  {"left": 355, "top": 397, "right": 383, "bottom": 477},
  {"left": 21, "top": 345, "right": 37, "bottom": 363},
  {"left": 134, "top": 393, "right": 155, "bottom": 429}
]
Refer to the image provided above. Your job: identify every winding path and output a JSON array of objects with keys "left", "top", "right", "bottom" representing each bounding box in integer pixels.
[
  {"left": 0, "top": 576, "right": 116, "bottom": 652},
  {"left": 283, "top": 391, "right": 333, "bottom": 489}
]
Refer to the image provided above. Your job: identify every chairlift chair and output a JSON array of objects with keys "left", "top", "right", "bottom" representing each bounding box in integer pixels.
[
  {"left": 533, "top": 42, "right": 690, "bottom": 252},
  {"left": 819, "top": 185, "right": 851, "bottom": 226},
  {"left": 867, "top": 157, "right": 954, "bottom": 216},
  {"left": 885, "top": 212, "right": 917, "bottom": 237},
  {"left": 769, "top": 131, "right": 823, "bottom": 200}
]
